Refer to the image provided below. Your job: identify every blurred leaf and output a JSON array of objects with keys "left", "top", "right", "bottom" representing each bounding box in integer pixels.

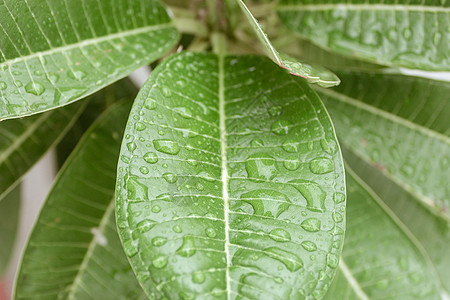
[
  {"left": 14, "top": 100, "right": 145, "bottom": 300},
  {"left": 0, "top": 186, "right": 20, "bottom": 276},
  {"left": 0, "top": 0, "right": 179, "bottom": 120},
  {"left": 277, "top": 0, "right": 450, "bottom": 71},
  {"left": 116, "top": 52, "right": 345, "bottom": 298},
  {"left": 323, "top": 169, "right": 442, "bottom": 299}
]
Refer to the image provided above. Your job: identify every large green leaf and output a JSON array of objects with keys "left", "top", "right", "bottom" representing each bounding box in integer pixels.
[
  {"left": 316, "top": 72, "right": 450, "bottom": 220},
  {"left": 236, "top": 0, "right": 340, "bottom": 87},
  {"left": 277, "top": 0, "right": 450, "bottom": 71},
  {"left": 0, "top": 0, "right": 178, "bottom": 120},
  {"left": 116, "top": 52, "right": 346, "bottom": 299},
  {"left": 323, "top": 168, "right": 441, "bottom": 299},
  {"left": 0, "top": 186, "right": 20, "bottom": 276},
  {"left": 0, "top": 101, "right": 86, "bottom": 204},
  {"left": 315, "top": 72, "right": 450, "bottom": 292},
  {"left": 14, "top": 100, "right": 145, "bottom": 299}
]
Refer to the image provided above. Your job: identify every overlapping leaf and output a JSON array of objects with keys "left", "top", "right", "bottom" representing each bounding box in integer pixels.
[
  {"left": 0, "top": 0, "right": 178, "bottom": 120},
  {"left": 116, "top": 52, "right": 345, "bottom": 299},
  {"left": 236, "top": 0, "right": 340, "bottom": 87},
  {"left": 14, "top": 100, "right": 144, "bottom": 299},
  {"left": 277, "top": 0, "right": 450, "bottom": 71},
  {"left": 316, "top": 72, "right": 450, "bottom": 293},
  {"left": 0, "top": 101, "right": 86, "bottom": 204},
  {"left": 0, "top": 186, "right": 20, "bottom": 276},
  {"left": 323, "top": 169, "right": 441, "bottom": 299}
]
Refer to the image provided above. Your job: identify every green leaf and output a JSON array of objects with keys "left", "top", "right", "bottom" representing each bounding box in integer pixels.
[
  {"left": 0, "top": 101, "right": 86, "bottom": 204},
  {"left": 236, "top": 0, "right": 340, "bottom": 87},
  {"left": 0, "top": 185, "right": 20, "bottom": 276},
  {"left": 316, "top": 72, "right": 450, "bottom": 220},
  {"left": 277, "top": 1, "right": 450, "bottom": 71},
  {"left": 323, "top": 168, "right": 442, "bottom": 299},
  {"left": 315, "top": 72, "right": 450, "bottom": 292},
  {"left": 0, "top": 0, "right": 179, "bottom": 120},
  {"left": 14, "top": 101, "right": 145, "bottom": 299},
  {"left": 116, "top": 52, "right": 346, "bottom": 299}
]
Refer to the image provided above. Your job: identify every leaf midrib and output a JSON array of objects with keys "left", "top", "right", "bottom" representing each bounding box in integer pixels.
[
  {"left": 66, "top": 199, "right": 114, "bottom": 300},
  {"left": 339, "top": 259, "right": 369, "bottom": 300},
  {"left": 0, "top": 23, "right": 175, "bottom": 67},
  {"left": 218, "top": 54, "right": 231, "bottom": 299},
  {"left": 276, "top": 4, "right": 450, "bottom": 13}
]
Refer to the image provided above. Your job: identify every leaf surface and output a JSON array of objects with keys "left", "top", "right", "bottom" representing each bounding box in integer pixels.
[
  {"left": 0, "top": 186, "right": 20, "bottom": 276},
  {"left": 236, "top": 0, "right": 340, "bottom": 87},
  {"left": 316, "top": 72, "right": 450, "bottom": 292},
  {"left": 116, "top": 52, "right": 346, "bottom": 299},
  {"left": 323, "top": 169, "right": 441, "bottom": 299},
  {"left": 277, "top": 0, "right": 450, "bottom": 71},
  {"left": 0, "top": 0, "right": 178, "bottom": 120},
  {"left": 14, "top": 101, "right": 144, "bottom": 299},
  {"left": 0, "top": 101, "right": 86, "bottom": 204}
]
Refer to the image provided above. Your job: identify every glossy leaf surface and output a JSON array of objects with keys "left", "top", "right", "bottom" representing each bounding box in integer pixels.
[
  {"left": 116, "top": 52, "right": 346, "bottom": 299},
  {"left": 236, "top": 0, "right": 340, "bottom": 87},
  {"left": 324, "top": 169, "right": 441, "bottom": 299},
  {"left": 0, "top": 0, "right": 178, "bottom": 120},
  {"left": 316, "top": 72, "right": 450, "bottom": 293},
  {"left": 277, "top": 0, "right": 450, "bottom": 71},
  {"left": 0, "top": 186, "right": 20, "bottom": 276},
  {"left": 14, "top": 101, "right": 144, "bottom": 299},
  {"left": 0, "top": 101, "right": 86, "bottom": 204}
]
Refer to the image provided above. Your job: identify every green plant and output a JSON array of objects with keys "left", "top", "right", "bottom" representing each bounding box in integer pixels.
[{"left": 0, "top": 0, "right": 448, "bottom": 299}]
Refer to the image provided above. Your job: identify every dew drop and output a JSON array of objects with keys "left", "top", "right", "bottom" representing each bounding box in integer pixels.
[
  {"left": 205, "top": 228, "right": 217, "bottom": 238},
  {"left": 143, "top": 152, "right": 158, "bottom": 164},
  {"left": 163, "top": 173, "right": 177, "bottom": 184},
  {"left": 332, "top": 212, "right": 343, "bottom": 223},
  {"left": 264, "top": 247, "right": 303, "bottom": 272},
  {"left": 135, "top": 122, "right": 146, "bottom": 131},
  {"left": 301, "top": 218, "right": 321, "bottom": 232},
  {"left": 309, "top": 157, "right": 333, "bottom": 174},
  {"left": 0, "top": 81, "right": 7, "bottom": 90},
  {"left": 126, "top": 176, "right": 148, "bottom": 201},
  {"left": 333, "top": 192, "right": 345, "bottom": 204},
  {"left": 250, "top": 139, "right": 264, "bottom": 147},
  {"left": 136, "top": 219, "right": 155, "bottom": 233},
  {"left": 123, "top": 240, "right": 138, "bottom": 257},
  {"left": 68, "top": 69, "right": 87, "bottom": 80},
  {"left": 376, "top": 279, "right": 389, "bottom": 289},
  {"left": 282, "top": 139, "right": 299, "bottom": 153},
  {"left": 271, "top": 120, "right": 290, "bottom": 135},
  {"left": 177, "top": 236, "right": 196, "bottom": 257},
  {"left": 152, "top": 255, "right": 168, "bottom": 269},
  {"left": 269, "top": 228, "right": 291, "bottom": 242},
  {"left": 127, "top": 142, "right": 136, "bottom": 152},
  {"left": 151, "top": 205, "right": 161, "bottom": 213},
  {"left": 245, "top": 153, "right": 278, "bottom": 180},
  {"left": 152, "top": 236, "right": 168, "bottom": 247},
  {"left": 290, "top": 179, "right": 326, "bottom": 212},
  {"left": 162, "top": 86, "right": 172, "bottom": 97},
  {"left": 172, "top": 225, "right": 182, "bottom": 233},
  {"left": 144, "top": 100, "right": 157, "bottom": 110},
  {"left": 284, "top": 156, "right": 300, "bottom": 171},
  {"left": 192, "top": 271, "right": 206, "bottom": 284},
  {"left": 268, "top": 105, "right": 282, "bottom": 117},
  {"left": 301, "top": 241, "right": 317, "bottom": 252},
  {"left": 327, "top": 253, "right": 339, "bottom": 268},
  {"left": 139, "top": 166, "right": 149, "bottom": 174},
  {"left": 153, "top": 139, "right": 181, "bottom": 155}
]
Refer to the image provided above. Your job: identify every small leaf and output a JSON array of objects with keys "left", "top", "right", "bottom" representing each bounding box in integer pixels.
[
  {"left": 116, "top": 52, "right": 346, "bottom": 299},
  {"left": 236, "top": 0, "right": 340, "bottom": 87},
  {"left": 0, "top": 186, "right": 20, "bottom": 276},
  {"left": 323, "top": 169, "right": 442, "bottom": 299},
  {"left": 0, "top": 101, "right": 86, "bottom": 204},
  {"left": 0, "top": 0, "right": 179, "bottom": 120},
  {"left": 277, "top": 1, "right": 450, "bottom": 71},
  {"left": 14, "top": 101, "right": 144, "bottom": 299}
]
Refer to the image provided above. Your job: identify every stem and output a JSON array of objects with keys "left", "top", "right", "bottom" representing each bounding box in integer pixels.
[{"left": 211, "top": 32, "right": 227, "bottom": 55}]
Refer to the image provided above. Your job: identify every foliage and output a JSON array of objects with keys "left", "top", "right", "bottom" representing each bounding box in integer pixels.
[{"left": 0, "top": 0, "right": 448, "bottom": 299}]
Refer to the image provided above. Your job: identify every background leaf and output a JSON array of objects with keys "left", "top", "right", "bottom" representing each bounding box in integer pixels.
[
  {"left": 0, "top": 186, "right": 20, "bottom": 276},
  {"left": 0, "top": 101, "right": 86, "bottom": 204},
  {"left": 0, "top": 0, "right": 178, "bottom": 120},
  {"left": 324, "top": 169, "right": 442, "bottom": 299},
  {"left": 277, "top": 0, "right": 450, "bottom": 71},
  {"left": 116, "top": 52, "right": 345, "bottom": 299},
  {"left": 316, "top": 72, "right": 450, "bottom": 293},
  {"left": 14, "top": 99, "right": 145, "bottom": 299},
  {"left": 236, "top": 0, "right": 340, "bottom": 87}
]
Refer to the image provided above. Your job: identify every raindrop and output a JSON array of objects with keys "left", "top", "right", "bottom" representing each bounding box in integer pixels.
[
  {"left": 264, "top": 247, "right": 303, "bottom": 272},
  {"left": 143, "top": 152, "right": 158, "bottom": 164},
  {"left": 282, "top": 140, "right": 299, "bottom": 153},
  {"left": 268, "top": 105, "right": 282, "bottom": 117},
  {"left": 152, "top": 236, "right": 168, "bottom": 247},
  {"left": 309, "top": 157, "right": 333, "bottom": 174},
  {"left": 284, "top": 157, "right": 300, "bottom": 171},
  {"left": 144, "top": 100, "right": 156, "bottom": 110},
  {"left": 301, "top": 241, "right": 317, "bottom": 252},
  {"left": 0, "top": 81, "right": 6, "bottom": 90},
  {"left": 127, "top": 142, "right": 136, "bottom": 152},
  {"left": 123, "top": 240, "right": 138, "bottom": 257},
  {"left": 301, "top": 218, "right": 321, "bottom": 232},
  {"left": 68, "top": 69, "right": 87, "bottom": 80},
  {"left": 271, "top": 120, "right": 290, "bottom": 135},
  {"left": 327, "top": 253, "right": 339, "bottom": 268},
  {"left": 126, "top": 176, "right": 148, "bottom": 201},
  {"left": 136, "top": 219, "right": 155, "bottom": 233},
  {"left": 152, "top": 255, "right": 168, "bottom": 269},
  {"left": 205, "top": 228, "right": 217, "bottom": 238},
  {"left": 245, "top": 153, "right": 278, "bottom": 180},
  {"left": 151, "top": 205, "right": 161, "bottom": 213},
  {"left": 135, "top": 122, "right": 146, "bottom": 131},
  {"left": 269, "top": 228, "right": 291, "bottom": 242},
  {"left": 163, "top": 173, "right": 177, "bottom": 184},
  {"left": 139, "top": 166, "right": 149, "bottom": 174},
  {"left": 333, "top": 192, "right": 345, "bottom": 204},
  {"left": 173, "top": 225, "right": 182, "bottom": 233},
  {"left": 177, "top": 236, "right": 196, "bottom": 257},
  {"left": 153, "top": 139, "right": 181, "bottom": 155},
  {"left": 162, "top": 86, "right": 172, "bottom": 97},
  {"left": 290, "top": 179, "right": 326, "bottom": 212},
  {"left": 192, "top": 271, "right": 206, "bottom": 284},
  {"left": 250, "top": 139, "right": 264, "bottom": 147}
]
